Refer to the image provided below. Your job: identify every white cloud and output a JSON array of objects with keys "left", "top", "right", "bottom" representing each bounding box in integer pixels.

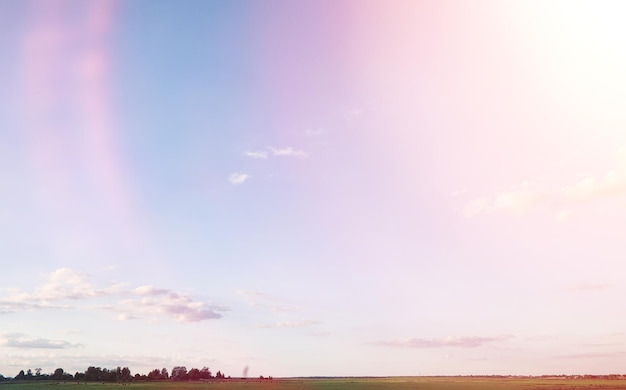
[
  {"left": 116, "top": 291, "right": 223, "bottom": 322},
  {"left": 133, "top": 285, "right": 170, "bottom": 296},
  {"left": 268, "top": 147, "right": 308, "bottom": 158},
  {"left": 565, "top": 170, "right": 626, "bottom": 200},
  {"left": 463, "top": 165, "right": 626, "bottom": 219},
  {"left": 244, "top": 151, "right": 268, "bottom": 159},
  {"left": 0, "top": 268, "right": 225, "bottom": 323},
  {"left": 0, "top": 268, "right": 100, "bottom": 306},
  {"left": 228, "top": 172, "right": 249, "bottom": 185},
  {"left": 492, "top": 186, "right": 540, "bottom": 215}
]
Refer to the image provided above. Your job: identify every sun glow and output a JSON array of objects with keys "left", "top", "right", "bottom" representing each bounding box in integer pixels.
[{"left": 511, "top": 1, "right": 626, "bottom": 131}]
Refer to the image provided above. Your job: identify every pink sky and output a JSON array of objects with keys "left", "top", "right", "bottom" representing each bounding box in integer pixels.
[{"left": 1, "top": 0, "right": 626, "bottom": 377}]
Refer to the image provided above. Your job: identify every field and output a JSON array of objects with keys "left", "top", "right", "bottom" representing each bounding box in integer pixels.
[{"left": 3, "top": 377, "right": 626, "bottom": 390}]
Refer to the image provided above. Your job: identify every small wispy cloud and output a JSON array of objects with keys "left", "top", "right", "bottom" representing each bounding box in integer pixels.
[
  {"left": 556, "top": 351, "right": 626, "bottom": 359},
  {"left": 244, "top": 151, "right": 268, "bottom": 159},
  {"left": 375, "top": 335, "right": 512, "bottom": 349},
  {"left": 1, "top": 333, "right": 83, "bottom": 349},
  {"left": 555, "top": 209, "right": 575, "bottom": 223},
  {"left": 268, "top": 147, "right": 308, "bottom": 158},
  {"left": 311, "top": 330, "right": 331, "bottom": 337},
  {"left": 305, "top": 128, "right": 322, "bottom": 136},
  {"left": 228, "top": 172, "right": 249, "bottom": 185},
  {"left": 243, "top": 146, "right": 308, "bottom": 160},
  {"left": 564, "top": 282, "right": 612, "bottom": 292},
  {"left": 257, "top": 320, "right": 320, "bottom": 329},
  {"left": 464, "top": 183, "right": 541, "bottom": 218},
  {"left": 236, "top": 290, "right": 301, "bottom": 312},
  {"left": 344, "top": 108, "right": 363, "bottom": 122}
]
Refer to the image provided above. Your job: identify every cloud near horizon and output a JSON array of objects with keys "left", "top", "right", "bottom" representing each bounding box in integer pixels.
[
  {"left": 376, "top": 335, "right": 512, "bottom": 349},
  {"left": 0, "top": 268, "right": 224, "bottom": 323},
  {"left": 1, "top": 333, "right": 83, "bottom": 350}
]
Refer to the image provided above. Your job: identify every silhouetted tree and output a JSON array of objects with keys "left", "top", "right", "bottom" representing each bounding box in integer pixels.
[
  {"left": 200, "top": 367, "right": 212, "bottom": 379},
  {"left": 85, "top": 367, "right": 100, "bottom": 381},
  {"left": 171, "top": 366, "right": 187, "bottom": 381},
  {"left": 15, "top": 370, "right": 25, "bottom": 380},
  {"left": 160, "top": 368, "right": 169, "bottom": 379},
  {"left": 188, "top": 368, "right": 201, "bottom": 381},
  {"left": 51, "top": 368, "right": 64, "bottom": 380},
  {"left": 147, "top": 369, "right": 161, "bottom": 380},
  {"left": 119, "top": 367, "right": 131, "bottom": 381}
]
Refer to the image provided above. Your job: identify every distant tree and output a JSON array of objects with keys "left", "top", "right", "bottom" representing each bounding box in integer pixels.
[
  {"left": 75, "top": 372, "right": 86, "bottom": 381},
  {"left": 171, "top": 366, "right": 187, "bottom": 381},
  {"left": 118, "top": 367, "right": 131, "bottom": 382},
  {"left": 26, "top": 369, "right": 33, "bottom": 379},
  {"left": 200, "top": 367, "right": 212, "bottom": 380},
  {"left": 15, "top": 370, "right": 25, "bottom": 380},
  {"left": 101, "top": 368, "right": 117, "bottom": 381},
  {"left": 147, "top": 369, "right": 161, "bottom": 380},
  {"left": 35, "top": 368, "right": 42, "bottom": 377},
  {"left": 85, "top": 367, "right": 98, "bottom": 381},
  {"left": 160, "top": 368, "right": 169, "bottom": 379},
  {"left": 188, "top": 368, "right": 199, "bottom": 381},
  {"left": 51, "top": 368, "right": 64, "bottom": 380},
  {"left": 85, "top": 366, "right": 113, "bottom": 381}
]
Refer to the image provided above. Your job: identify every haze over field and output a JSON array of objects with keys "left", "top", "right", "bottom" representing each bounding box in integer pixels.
[{"left": 2, "top": 0, "right": 626, "bottom": 378}]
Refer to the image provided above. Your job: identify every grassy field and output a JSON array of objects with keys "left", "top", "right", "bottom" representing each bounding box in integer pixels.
[{"left": 3, "top": 377, "right": 626, "bottom": 390}]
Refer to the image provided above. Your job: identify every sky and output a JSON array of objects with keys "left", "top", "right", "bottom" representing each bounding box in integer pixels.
[{"left": 1, "top": 0, "right": 626, "bottom": 378}]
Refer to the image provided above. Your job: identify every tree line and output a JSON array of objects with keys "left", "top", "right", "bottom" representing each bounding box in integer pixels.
[{"left": 0, "top": 365, "right": 230, "bottom": 382}]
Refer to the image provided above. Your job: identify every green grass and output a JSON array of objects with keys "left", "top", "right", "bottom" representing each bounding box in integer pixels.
[{"left": 3, "top": 377, "right": 626, "bottom": 390}]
